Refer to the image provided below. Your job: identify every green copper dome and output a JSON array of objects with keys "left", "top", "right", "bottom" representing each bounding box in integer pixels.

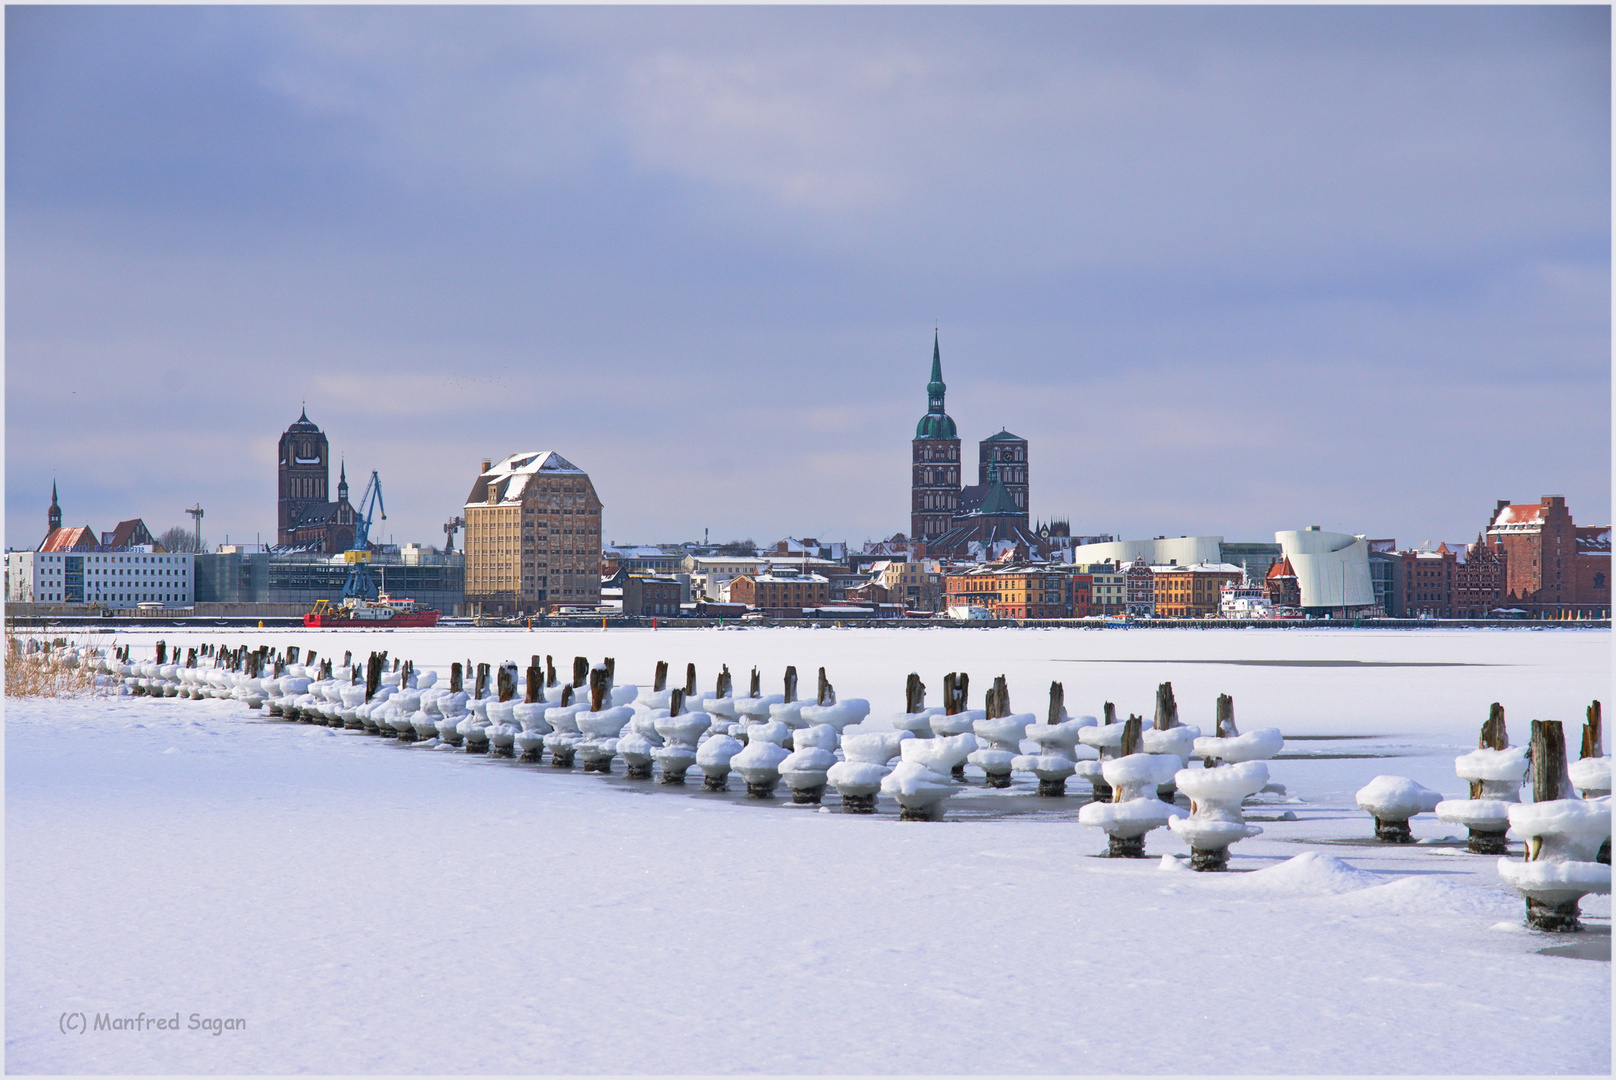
[
  {"left": 914, "top": 331, "right": 958, "bottom": 441},
  {"left": 915, "top": 412, "right": 958, "bottom": 440}
]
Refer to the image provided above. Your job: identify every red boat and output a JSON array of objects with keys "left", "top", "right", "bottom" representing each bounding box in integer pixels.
[{"left": 304, "top": 594, "right": 442, "bottom": 628}]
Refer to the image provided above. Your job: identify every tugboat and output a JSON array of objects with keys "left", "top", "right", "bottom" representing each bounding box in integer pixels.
[
  {"left": 300, "top": 468, "right": 441, "bottom": 628},
  {"left": 304, "top": 594, "right": 441, "bottom": 628}
]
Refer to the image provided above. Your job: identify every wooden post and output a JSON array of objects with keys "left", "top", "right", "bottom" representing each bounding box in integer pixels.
[
  {"left": 670, "top": 688, "right": 685, "bottom": 717},
  {"left": 525, "top": 666, "right": 541, "bottom": 704},
  {"left": 905, "top": 672, "right": 925, "bottom": 713},
  {"left": 604, "top": 657, "right": 616, "bottom": 684},
  {"left": 1154, "top": 682, "right": 1178, "bottom": 729},
  {"left": 156, "top": 640, "right": 167, "bottom": 664},
  {"left": 589, "top": 667, "right": 608, "bottom": 712},
  {"left": 684, "top": 663, "right": 697, "bottom": 697},
  {"left": 985, "top": 675, "right": 1009, "bottom": 721},
  {"left": 1047, "top": 681, "right": 1065, "bottom": 726},
  {"left": 653, "top": 661, "right": 668, "bottom": 692},
  {"left": 1582, "top": 702, "right": 1609, "bottom": 865},
  {"left": 818, "top": 667, "right": 833, "bottom": 706},
  {"left": 1215, "top": 694, "right": 1237, "bottom": 738},
  {"left": 288, "top": 646, "right": 300, "bottom": 665},
  {"left": 546, "top": 655, "right": 556, "bottom": 687},
  {"left": 1103, "top": 701, "right": 1117, "bottom": 726},
  {"left": 475, "top": 663, "right": 490, "bottom": 700},
  {"left": 783, "top": 665, "right": 798, "bottom": 704},
  {"left": 450, "top": 662, "right": 463, "bottom": 694},
  {"left": 749, "top": 667, "right": 761, "bottom": 697},
  {"left": 943, "top": 671, "right": 969, "bottom": 715},
  {"left": 1531, "top": 719, "right": 1572, "bottom": 804},
  {"left": 365, "top": 652, "right": 383, "bottom": 702},
  {"left": 716, "top": 665, "right": 732, "bottom": 699},
  {"left": 571, "top": 656, "right": 589, "bottom": 687},
  {"left": 1525, "top": 719, "right": 1582, "bottom": 930},
  {"left": 497, "top": 666, "right": 515, "bottom": 703},
  {"left": 1106, "top": 716, "right": 1147, "bottom": 857},
  {"left": 1462, "top": 704, "right": 1513, "bottom": 854},
  {"left": 343, "top": 650, "right": 352, "bottom": 668},
  {"left": 560, "top": 684, "right": 574, "bottom": 707}
]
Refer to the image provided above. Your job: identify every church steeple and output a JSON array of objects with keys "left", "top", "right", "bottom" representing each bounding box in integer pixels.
[
  {"left": 47, "top": 479, "right": 61, "bottom": 537},
  {"left": 337, "top": 460, "right": 349, "bottom": 503},
  {"left": 926, "top": 330, "right": 946, "bottom": 411}
]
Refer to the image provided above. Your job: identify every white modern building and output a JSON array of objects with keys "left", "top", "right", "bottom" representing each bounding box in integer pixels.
[
  {"left": 1068, "top": 536, "right": 1225, "bottom": 568},
  {"left": 6, "top": 547, "right": 194, "bottom": 608},
  {"left": 1275, "top": 527, "right": 1375, "bottom": 612}
]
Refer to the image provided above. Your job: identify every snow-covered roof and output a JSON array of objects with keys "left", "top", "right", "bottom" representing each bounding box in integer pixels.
[
  {"left": 466, "top": 451, "right": 588, "bottom": 507},
  {"left": 1152, "top": 562, "right": 1245, "bottom": 574}
]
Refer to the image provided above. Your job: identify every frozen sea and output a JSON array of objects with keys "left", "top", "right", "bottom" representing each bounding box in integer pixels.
[{"left": 6, "top": 625, "right": 1610, "bottom": 1074}]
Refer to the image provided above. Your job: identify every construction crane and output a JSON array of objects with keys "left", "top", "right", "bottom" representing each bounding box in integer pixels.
[
  {"left": 443, "top": 515, "right": 464, "bottom": 554},
  {"left": 340, "top": 471, "right": 387, "bottom": 601},
  {"left": 184, "top": 504, "right": 205, "bottom": 553}
]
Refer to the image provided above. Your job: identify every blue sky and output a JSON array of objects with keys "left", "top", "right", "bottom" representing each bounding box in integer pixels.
[{"left": 6, "top": 5, "right": 1609, "bottom": 552}]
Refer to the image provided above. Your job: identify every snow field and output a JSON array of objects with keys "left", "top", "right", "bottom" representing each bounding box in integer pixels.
[{"left": 6, "top": 626, "right": 1610, "bottom": 1074}]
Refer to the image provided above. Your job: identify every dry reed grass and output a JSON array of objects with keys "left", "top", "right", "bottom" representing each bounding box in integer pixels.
[{"left": 4, "top": 627, "right": 115, "bottom": 698}]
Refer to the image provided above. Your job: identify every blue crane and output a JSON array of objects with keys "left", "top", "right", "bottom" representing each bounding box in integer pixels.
[{"left": 340, "top": 470, "right": 387, "bottom": 601}]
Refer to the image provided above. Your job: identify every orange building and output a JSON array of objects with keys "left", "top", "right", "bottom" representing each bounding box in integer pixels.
[
  {"left": 944, "top": 565, "right": 1076, "bottom": 619},
  {"left": 1152, "top": 563, "right": 1243, "bottom": 618}
]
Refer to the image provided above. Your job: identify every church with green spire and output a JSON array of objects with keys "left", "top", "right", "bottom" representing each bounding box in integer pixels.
[
  {"left": 910, "top": 333, "right": 1041, "bottom": 556},
  {"left": 910, "top": 332, "right": 962, "bottom": 541}
]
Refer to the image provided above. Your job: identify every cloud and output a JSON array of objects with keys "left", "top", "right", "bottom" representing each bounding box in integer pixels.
[{"left": 5, "top": 5, "right": 1608, "bottom": 551}]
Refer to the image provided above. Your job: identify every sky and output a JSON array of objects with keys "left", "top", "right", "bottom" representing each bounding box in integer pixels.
[{"left": 6, "top": 5, "right": 1610, "bottom": 553}]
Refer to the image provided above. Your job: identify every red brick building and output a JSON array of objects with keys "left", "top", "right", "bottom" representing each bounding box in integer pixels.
[
  {"left": 1401, "top": 547, "right": 1456, "bottom": 619},
  {"left": 1485, "top": 496, "right": 1611, "bottom": 619},
  {"left": 1124, "top": 558, "right": 1155, "bottom": 616},
  {"left": 622, "top": 574, "right": 683, "bottom": 617},
  {"left": 1264, "top": 557, "right": 1301, "bottom": 610},
  {"left": 1453, "top": 538, "right": 1508, "bottom": 619},
  {"left": 728, "top": 572, "right": 831, "bottom": 610}
]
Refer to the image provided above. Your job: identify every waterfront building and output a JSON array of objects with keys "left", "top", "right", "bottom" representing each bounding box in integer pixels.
[
  {"left": 463, "top": 451, "right": 603, "bottom": 615},
  {"left": 1152, "top": 562, "right": 1244, "bottom": 618},
  {"left": 727, "top": 570, "right": 831, "bottom": 610},
  {"left": 8, "top": 548, "right": 193, "bottom": 608},
  {"left": 1485, "top": 496, "right": 1610, "bottom": 619},
  {"left": 192, "top": 549, "right": 462, "bottom": 613},
  {"left": 1123, "top": 558, "right": 1156, "bottom": 617}
]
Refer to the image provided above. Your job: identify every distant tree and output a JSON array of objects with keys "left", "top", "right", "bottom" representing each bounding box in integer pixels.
[
  {"left": 715, "top": 538, "right": 757, "bottom": 556},
  {"left": 158, "top": 526, "right": 206, "bottom": 553}
]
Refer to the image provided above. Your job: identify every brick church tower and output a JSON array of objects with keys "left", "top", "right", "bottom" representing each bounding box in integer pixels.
[
  {"left": 911, "top": 333, "right": 961, "bottom": 543},
  {"left": 278, "top": 408, "right": 331, "bottom": 547}
]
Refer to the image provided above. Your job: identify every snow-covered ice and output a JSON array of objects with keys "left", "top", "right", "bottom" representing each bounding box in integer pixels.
[{"left": 6, "top": 626, "right": 1609, "bottom": 1074}]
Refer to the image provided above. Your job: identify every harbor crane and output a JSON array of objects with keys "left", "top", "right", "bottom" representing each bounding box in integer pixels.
[{"left": 340, "top": 471, "right": 387, "bottom": 601}]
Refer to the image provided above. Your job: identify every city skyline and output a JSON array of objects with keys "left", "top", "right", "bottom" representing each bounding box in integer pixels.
[{"left": 7, "top": 6, "right": 1610, "bottom": 552}]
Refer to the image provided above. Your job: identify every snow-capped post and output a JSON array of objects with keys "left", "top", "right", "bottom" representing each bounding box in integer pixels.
[
  {"left": 937, "top": 672, "right": 972, "bottom": 779},
  {"left": 716, "top": 665, "right": 733, "bottom": 699},
  {"left": 1170, "top": 757, "right": 1268, "bottom": 871},
  {"left": 155, "top": 640, "right": 166, "bottom": 664},
  {"left": 654, "top": 693, "right": 707, "bottom": 784},
  {"left": 497, "top": 665, "right": 515, "bottom": 703},
  {"left": 1435, "top": 703, "right": 1527, "bottom": 854},
  {"left": 1149, "top": 682, "right": 1193, "bottom": 801},
  {"left": 516, "top": 664, "right": 547, "bottom": 762},
  {"left": 971, "top": 676, "right": 1029, "bottom": 788},
  {"left": 783, "top": 665, "right": 798, "bottom": 703},
  {"left": 781, "top": 724, "right": 839, "bottom": 803},
  {"left": 365, "top": 652, "right": 384, "bottom": 702},
  {"left": 732, "top": 719, "right": 791, "bottom": 797},
  {"left": 1356, "top": 775, "right": 1442, "bottom": 842},
  {"left": 698, "top": 729, "right": 743, "bottom": 790},
  {"left": 449, "top": 662, "right": 463, "bottom": 694},
  {"left": 653, "top": 661, "right": 668, "bottom": 693},
  {"left": 1497, "top": 719, "right": 1612, "bottom": 932},
  {"left": 1573, "top": 701, "right": 1609, "bottom": 800},
  {"left": 589, "top": 667, "right": 608, "bottom": 712},
  {"left": 905, "top": 673, "right": 926, "bottom": 714},
  {"left": 1213, "top": 694, "right": 1235, "bottom": 744},
  {"left": 1571, "top": 702, "right": 1610, "bottom": 865},
  {"left": 1077, "top": 716, "right": 1185, "bottom": 857}
]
